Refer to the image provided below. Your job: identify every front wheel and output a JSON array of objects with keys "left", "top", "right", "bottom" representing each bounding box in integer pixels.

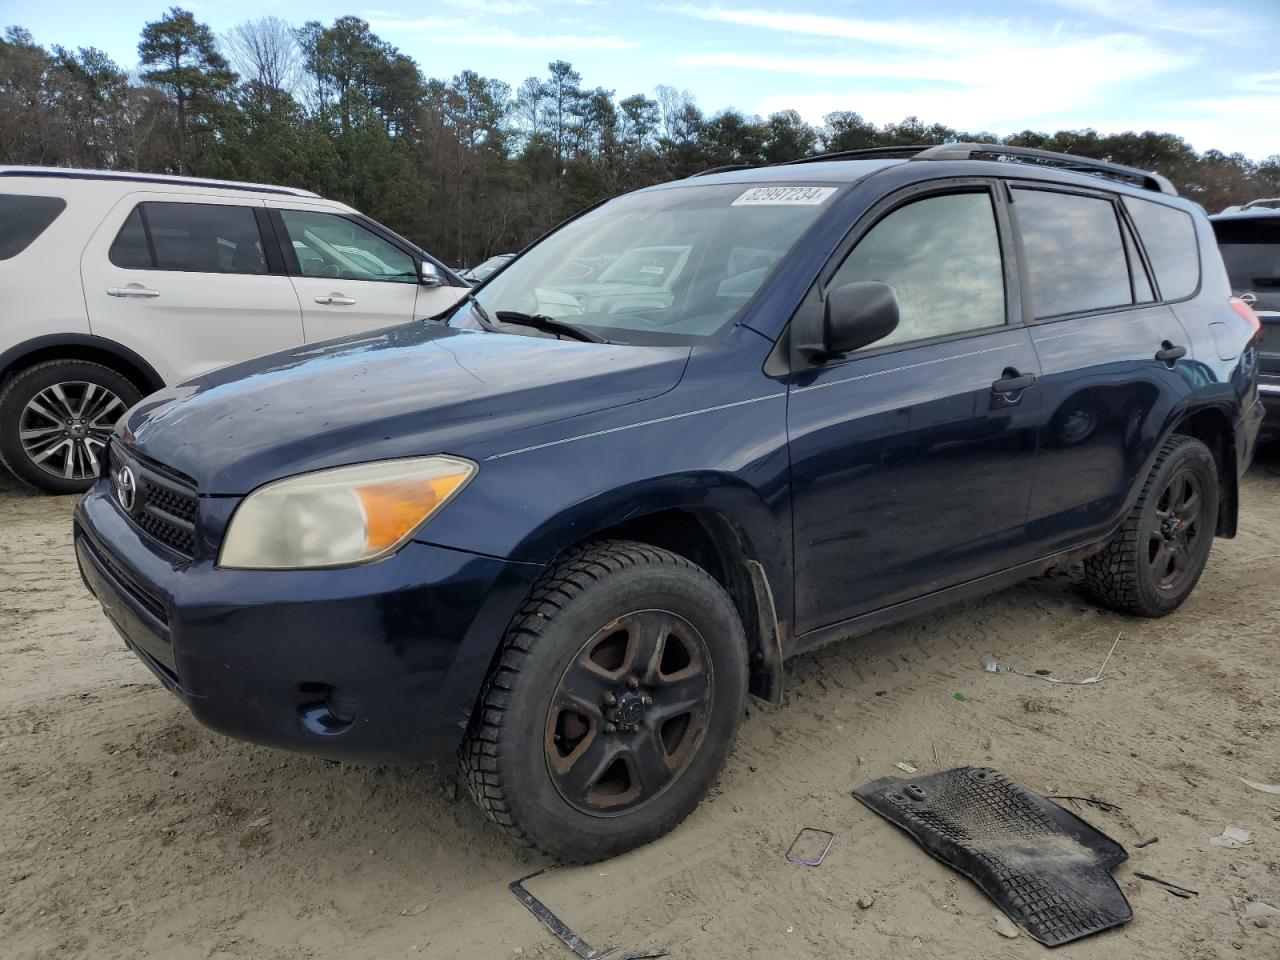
[
  {"left": 1083, "top": 434, "right": 1219, "bottom": 616},
  {"left": 0, "top": 359, "right": 141, "bottom": 494},
  {"left": 460, "top": 540, "right": 748, "bottom": 862}
]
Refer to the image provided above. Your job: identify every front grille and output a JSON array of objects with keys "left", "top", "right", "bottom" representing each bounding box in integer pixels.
[{"left": 108, "top": 444, "right": 199, "bottom": 559}]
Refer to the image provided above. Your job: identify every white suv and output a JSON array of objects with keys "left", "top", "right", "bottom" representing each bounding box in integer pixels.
[{"left": 0, "top": 167, "right": 466, "bottom": 493}]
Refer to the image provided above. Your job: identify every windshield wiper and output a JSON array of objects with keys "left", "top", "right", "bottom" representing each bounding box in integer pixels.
[{"left": 494, "top": 310, "right": 606, "bottom": 343}]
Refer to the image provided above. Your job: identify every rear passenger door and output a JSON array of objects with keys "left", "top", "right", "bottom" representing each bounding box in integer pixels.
[
  {"left": 787, "top": 182, "right": 1044, "bottom": 636},
  {"left": 267, "top": 203, "right": 450, "bottom": 342},
  {"left": 1010, "top": 184, "right": 1196, "bottom": 554},
  {"left": 82, "top": 195, "right": 305, "bottom": 383}
]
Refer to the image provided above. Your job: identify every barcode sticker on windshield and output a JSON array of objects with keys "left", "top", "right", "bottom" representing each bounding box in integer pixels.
[{"left": 732, "top": 186, "right": 837, "bottom": 206}]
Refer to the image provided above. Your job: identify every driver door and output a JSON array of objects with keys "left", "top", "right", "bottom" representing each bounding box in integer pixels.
[
  {"left": 787, "top": 183, "right": 1044, "bottom": 636},
  {"left": 266, "top": 202, "right": 453, "bottom": 342}
]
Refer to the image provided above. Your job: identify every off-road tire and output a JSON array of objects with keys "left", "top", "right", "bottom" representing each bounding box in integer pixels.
[
  {"left": 459, "top": 540, "right": 749, "bottom": 862},
  {"left": 0, "top": 359, "right": 142, "bottom": 494},
  {"left": 1083, "top": 434, "right": 1218, "bottom": 617}
]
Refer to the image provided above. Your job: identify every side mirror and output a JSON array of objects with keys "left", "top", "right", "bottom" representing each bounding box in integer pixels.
[
  {"left": 419, "top": 261, "right": 444, "bottom": 287},
  {"left": 822, "top": 280, "right": 899, "bottom": 356}
]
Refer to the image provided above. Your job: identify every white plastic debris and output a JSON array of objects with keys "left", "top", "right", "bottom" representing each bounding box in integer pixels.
[
  {"left": 980, "top": 633, "right": 1120, "bottom": 686},
  {"left": 1209, "top": 825, "right": 1253, "bottom": 848},
  {"left": 1241, "top": 778, "right": 1280, "bottom": 795},
  {"left": 993, "top": 914, "right": 1021, "bottom": 939},
  {"left": 895, "top": 762, "right": 918, "bottom": 774},
  {"left": 1244, "top": 901, "right": 1280, "bottom": 919}
]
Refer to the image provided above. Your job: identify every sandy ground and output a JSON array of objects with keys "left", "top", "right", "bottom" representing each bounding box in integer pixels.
[{"left": 2, "top": 448, "right": 1278, "bottom": 960}]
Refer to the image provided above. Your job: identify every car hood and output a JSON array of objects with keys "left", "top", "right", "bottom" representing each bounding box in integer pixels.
[{"left": 120, "top": 323, "right": 689, "bottom": 494}]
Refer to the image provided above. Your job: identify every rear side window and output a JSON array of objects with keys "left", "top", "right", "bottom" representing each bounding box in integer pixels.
[
  {"left": 1012, "top": 188, "right": 1132, "bottom": 317},
  {"left": 830, "top": 191, "right": 1006, "bottom": 349},
  {"left": 0, "top": 194, "right": 67, "bottom": 260},
  {"left": 109, "top": 202, "right": 268, "bottom": 275},
  {"left": 1124, "top": 197, "right": 1200, "bottom": 301}
]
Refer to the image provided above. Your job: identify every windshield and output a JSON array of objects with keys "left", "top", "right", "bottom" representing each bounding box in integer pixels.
[{"left": 454, "top": 182, "right": 842, "bottom": 345}]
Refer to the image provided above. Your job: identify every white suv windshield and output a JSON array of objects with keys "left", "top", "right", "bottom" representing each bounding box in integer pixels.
[{"left": 457, "top": 182, "right": 841, "bottom": 344}]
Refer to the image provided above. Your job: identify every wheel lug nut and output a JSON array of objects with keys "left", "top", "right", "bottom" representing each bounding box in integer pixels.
[
  {"left": 642, "top": 695, "right": 652, "bottom": 706},
  {"left": 604, "top": 722, "right": 616, "bottom": 734},
  {"left": 627, "top": 676, "right": 640, "bottom": 690},
  {"left": 603, "top": 693, "right": 617, "bottom": 706}
]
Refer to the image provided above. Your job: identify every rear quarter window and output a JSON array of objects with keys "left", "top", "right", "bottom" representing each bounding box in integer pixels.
[
  {"left": 1123, "top": 197, "right": 1200, "bottom": 301},
  {"left": 0, "top": 194, "right": 67, "bottom": 260}
]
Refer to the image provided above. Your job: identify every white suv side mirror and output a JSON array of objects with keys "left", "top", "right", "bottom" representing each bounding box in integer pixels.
[{"left": 420, "top": 261, "right": 444, "bottom": 287}]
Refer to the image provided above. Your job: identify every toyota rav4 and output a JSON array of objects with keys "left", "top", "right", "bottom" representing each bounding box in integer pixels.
[{"left": 75, "top": 144, "right": 1265, "bottom": 862}]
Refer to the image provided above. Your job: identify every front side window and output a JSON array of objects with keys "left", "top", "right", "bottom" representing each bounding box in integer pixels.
[
  {"left": 1124, "top": 196, "right": 1200, "bottom": 301},
  {"left": 459, "top": 182, "right": 842, "bottom": 345},
  {"left": 278, "top": 210, "right": 416, "bottom": 283},
  {"left": 109, "top": 202, "right": 267, "bottom": 275},
  {"left": 828, "top": 191, "right": 1006, "bottom": 349},
  {"left": 1012, "top": 188, "right": 1132, "bottom": 317},
  {"left": 0, "top": 194, "right": 67, "bottom": 260}
]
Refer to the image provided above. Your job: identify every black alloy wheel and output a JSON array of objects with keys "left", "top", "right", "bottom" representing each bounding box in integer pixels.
[
  {"left": 1146, "top": 465, "right": 1208, "bottom": 593},
  {"left": 460, "top": 540, "right": 749, "bottom": 862},
  {"left": 546, "top": 609, "right": 713, "bottom": 816}
]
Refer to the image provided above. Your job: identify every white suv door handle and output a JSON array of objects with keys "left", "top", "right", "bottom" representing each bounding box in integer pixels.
[
  {"left": 315, "top": 294, "right": 356, "bottom": 306},
  {"left": 107, "top": 284, "right": 160, "bottom": 298}
]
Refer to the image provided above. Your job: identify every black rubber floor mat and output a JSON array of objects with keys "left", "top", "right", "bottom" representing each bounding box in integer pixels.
[{"left": 854, "top": 767, "right": 1131, "bottom": 947}]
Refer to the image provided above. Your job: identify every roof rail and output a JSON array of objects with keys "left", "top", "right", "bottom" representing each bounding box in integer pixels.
[
  {"left": 0, "top": 166, "right": 321, "bottom": 198},
  {"left": 686, "top": 163, "right": 757, "bottom": 179},
  {"left": 913, "top": 143, "right": 1177, "bottom": 195},
  {"left": 780, "top": 145, "right": 936, "bottom": 165},
  {"left": 1241, "top": 197, "right": 1280, "bottom": 211}
]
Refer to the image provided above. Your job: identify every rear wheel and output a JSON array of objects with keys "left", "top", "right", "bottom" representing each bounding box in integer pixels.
[
  {"left": 460, "top": 540, "right": 748, "bottom": 862},
  {"left": 0, "top": 360, "right": 141, "bottom": 494},
  {"left": 1083, "top": 434, "right": 1218, "bottom": 616}
]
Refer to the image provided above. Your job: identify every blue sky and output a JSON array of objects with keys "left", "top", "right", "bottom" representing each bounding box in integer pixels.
[{"left": 7, "top": 0, "right": 1279, "bottom": 159}]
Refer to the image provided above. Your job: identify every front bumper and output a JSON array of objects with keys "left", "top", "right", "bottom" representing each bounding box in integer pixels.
[{"left": 74, "top": 482, "right": 542, "bottom": 763}]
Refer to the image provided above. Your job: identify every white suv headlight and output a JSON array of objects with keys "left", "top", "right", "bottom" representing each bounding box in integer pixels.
[{"left": 219, "top": 456, "right": 476, "bottom": 570}]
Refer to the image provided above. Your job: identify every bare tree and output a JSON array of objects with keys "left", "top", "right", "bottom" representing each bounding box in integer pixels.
[{"left": 222, "top": 16, "right": 299, "bottom": 105}]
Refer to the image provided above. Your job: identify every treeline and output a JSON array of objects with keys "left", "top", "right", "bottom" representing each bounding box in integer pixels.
[{"left": 3, "top": 9, "right": 1278, "bottom": 267}]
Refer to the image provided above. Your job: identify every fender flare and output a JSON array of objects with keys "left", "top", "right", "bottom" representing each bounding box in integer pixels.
[
  {"left": 1118, "top": 399, "right": 1238, "bottom": 535},
  {"left": 0, "top": 334, "right": 166, "bottom": 393}
]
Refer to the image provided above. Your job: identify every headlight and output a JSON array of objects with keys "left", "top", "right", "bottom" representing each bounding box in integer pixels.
[{"left": 219, "top": 456, "right": 476, "bottom": 570}]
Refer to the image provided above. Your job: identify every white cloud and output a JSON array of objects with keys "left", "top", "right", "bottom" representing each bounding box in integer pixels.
[
  {"left": 1037, "top": 0, "right": 1267, "bottom": 38},
  {"left": 439, "top": 0, "right": 539, "bottom": 13},
  {"left": 675, "top": 9, "right": 1188, "bottom": 131},
  {"left": 366, "top": 14, "right": 640, "bottom": 50}
]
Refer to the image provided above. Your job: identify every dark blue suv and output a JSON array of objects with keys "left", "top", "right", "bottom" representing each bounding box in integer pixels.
[{"left": 75, "top": 144, "right": 1265, "bottom": 862}]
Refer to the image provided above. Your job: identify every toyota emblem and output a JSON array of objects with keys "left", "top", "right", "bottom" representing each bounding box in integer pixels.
[{"left": 115, "top": 465, "right": 136, "bottom": 512}]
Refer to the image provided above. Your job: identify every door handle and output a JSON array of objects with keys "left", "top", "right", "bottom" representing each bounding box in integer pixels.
[
  {"left": 992, "top": 369, "right": 1037, "bottom": 394},
  {"left": 315, "top": 295, "right": 356, "bottom": 306},
  {"left": 1155, "top": 341, "right": 1187, "bottom": 364},
  {"left": 107, "top": 284, "right": 160, "bottom": 298}
]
